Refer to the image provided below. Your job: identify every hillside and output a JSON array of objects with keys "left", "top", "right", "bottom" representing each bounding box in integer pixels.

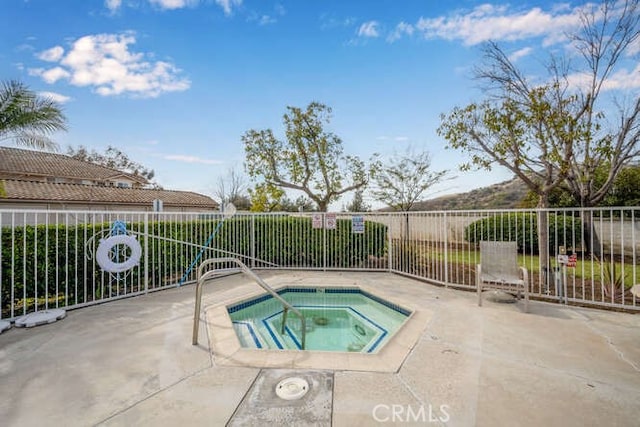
[{"left": 411, "top": 177, "right": 529, "bottom": 211}]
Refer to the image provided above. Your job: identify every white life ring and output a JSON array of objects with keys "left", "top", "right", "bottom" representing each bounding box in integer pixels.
[{"left": 96, "top": 234, "right": 142, "bottom": 273}]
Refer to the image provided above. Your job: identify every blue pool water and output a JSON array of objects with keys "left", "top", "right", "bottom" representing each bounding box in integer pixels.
[{"left": 227, "top": 287, "right": 411, "bottom": 353}]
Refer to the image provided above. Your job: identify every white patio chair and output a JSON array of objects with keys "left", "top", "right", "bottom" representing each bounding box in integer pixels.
[{"left": 477, "top": 241, "right": 529, "bottom": 313}]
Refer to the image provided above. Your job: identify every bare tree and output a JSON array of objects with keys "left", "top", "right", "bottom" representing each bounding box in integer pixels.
[
  {"left": 562, "top": 0, "right": 640, "bottom": 208},
  {"left": 372, "top": 147, "right": 450, "bottom": 212},
  {"left": 439, "top": 0, "right": 640, "bottom": 266},
  {"left": 214, "top": 166, "right": 251, "bottom": 210}
]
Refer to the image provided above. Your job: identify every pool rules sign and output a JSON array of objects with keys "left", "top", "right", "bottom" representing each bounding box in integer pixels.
[{"left": 352, "top": 215, "right": 365, "bottom": 234}]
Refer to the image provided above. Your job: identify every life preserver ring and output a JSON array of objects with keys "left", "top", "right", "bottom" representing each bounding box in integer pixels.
[
  {"left": 96, "top": 234, "right": 142, "bottom": 273},
  {"left": 354, "top": 324, "right": 366, "bottom": 336}
]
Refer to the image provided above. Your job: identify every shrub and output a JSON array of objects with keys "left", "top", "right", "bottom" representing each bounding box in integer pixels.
[
  {"left": 464, "top": 212, "right": 581, "bottom": 254},
  {"left": 1, "top": 215, "right": 387, "bottom": 316}
]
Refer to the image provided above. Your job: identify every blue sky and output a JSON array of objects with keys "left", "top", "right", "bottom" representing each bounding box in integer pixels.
[{"left": 2, "top": 0, "right": 639, "bottom": 208}]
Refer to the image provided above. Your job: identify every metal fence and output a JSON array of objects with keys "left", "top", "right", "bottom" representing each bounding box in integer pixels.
[{"left": 1, "top": 207, "right": 638, "bottom": 319}]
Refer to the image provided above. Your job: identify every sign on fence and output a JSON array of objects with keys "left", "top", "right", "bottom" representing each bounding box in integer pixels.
[
  {"left": 312, "top": 213, "right": 323, "bottom": 229},
  {"left": 325, "top": 213, "right": 337, "bottom": 230},
  {"left": 352, "top": 215, "right": 364, "bottom": 234}
]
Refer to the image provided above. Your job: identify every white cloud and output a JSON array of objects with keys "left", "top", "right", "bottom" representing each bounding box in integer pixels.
[
  {"left": 163, "top": 154, "right": 222, "bottom": 164},
  {"left": 319, "top": 14, "right": 356, "bottom": 30},
  {"left": 105, "top": 0, "right": 242, "bottom": 16},
  {"left": 215, "top": 0, "right": 242, "bottom": 16},
  {"left": 39, "top": 67, "right": 71, "bottom": 83},
  {"left": 251, "top": 3, "right": 285, "bottom": 26},
  {"left": 38, "top": 91, "right": 71, "bottom": 104},
  {"left": 259, "top": 15, "right": 277, "bottom": 25},
  {"left": 37, "top": 46, "right": 64, "bottom": 62},
  {"left": 508, "top": 46, "right": 533, "bottom": 62},
  {"left": 150, "top": 0, "right": 197, "bottom": 10},
  {"left": 566, "top": 64, "right": 640, "bottom": 91},
  {"left": 358, "top": 21, "right": 380, "bottom": 38},
  {"left": 628, "top": 38, "right": 640, "bottom": 56},
  {"left": 33, "top": 32, "right": 190, "bottom": 98},
  {"left": 375, "top": 135, "right": 410, "bottom": 142},
  {"left": 16, "top": 43, "right": 35, "bottom": 52},
  {"left": 412, "top": 3, "right": 584, "bottom": 46},
  {"left": 105, "top": 0, "right": 122, "bottom": 12},
  {"left": 387, "top": 22, "right": 414, "bottom": 43}
]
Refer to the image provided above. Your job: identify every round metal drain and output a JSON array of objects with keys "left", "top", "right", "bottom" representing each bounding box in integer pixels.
[{"left": 275, "top": 377, "right": 309, "bottom": 400}]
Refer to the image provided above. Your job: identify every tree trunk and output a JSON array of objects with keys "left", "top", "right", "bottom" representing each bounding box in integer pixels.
[
  {"left": 580, "top": 210, "right": 602, "bottom": 259},
  {"left": 537, "top": 195, "right": 551, "bottom": 291}
]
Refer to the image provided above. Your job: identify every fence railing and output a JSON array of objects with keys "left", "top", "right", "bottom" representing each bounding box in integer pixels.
[{"left": 1, "top": 207, "right": 638, "bottom": 319}]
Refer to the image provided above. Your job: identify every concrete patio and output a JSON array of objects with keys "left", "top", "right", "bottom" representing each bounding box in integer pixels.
[{"left": 1, "top": 271, "right": 639, "bottom": 426}]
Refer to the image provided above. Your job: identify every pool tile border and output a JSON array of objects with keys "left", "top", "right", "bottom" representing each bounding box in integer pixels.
[
  {"left": 204, "top": 281, "right": 431, "bottom": 372},
  {"left": 226, "top": 286, "right": 412, "bottom": 317}
]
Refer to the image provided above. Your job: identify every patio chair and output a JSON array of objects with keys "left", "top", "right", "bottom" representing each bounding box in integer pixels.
[{"left": 477, "top": 241, "right": 529, "bottom": 313}]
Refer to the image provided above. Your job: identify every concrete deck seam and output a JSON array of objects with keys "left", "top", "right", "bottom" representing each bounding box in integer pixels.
[
  {"left": 93, "top": 364, "right": 216, "bottom": 426},
  {"left": 396, "top": 373, "right": 448, "bottom": 427},
  {"left": 225, "top": 368, "right": 263, "bottom": 426},
  {"left": 396, "top": 372, "right": 426, "bottom": 406},
  {"left": 581, "top": 319, "right": 640, "bottom": 373},
  {"left": 202, "top": 307, "right": 216, "bottom": 367}
]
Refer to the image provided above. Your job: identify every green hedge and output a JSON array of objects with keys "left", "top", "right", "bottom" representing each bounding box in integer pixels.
[
  {"left": 1, "top": 216, "right": 387, "bottom": 316},
  {"left": 464, "top": 212, "right": 581, "bottom": 254}
]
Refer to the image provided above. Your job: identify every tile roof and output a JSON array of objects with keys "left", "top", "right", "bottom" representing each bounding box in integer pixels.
[
  {"left": 0, "top": 179, "right": 218, "bottom": 208},
  {"left": 0, "top": 146, "right": 148, "bottom": 184}
]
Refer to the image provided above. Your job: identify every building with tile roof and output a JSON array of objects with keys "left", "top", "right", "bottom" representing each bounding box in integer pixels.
[{"left": 0, "top": 147, "right": 218, "bottom": 212}]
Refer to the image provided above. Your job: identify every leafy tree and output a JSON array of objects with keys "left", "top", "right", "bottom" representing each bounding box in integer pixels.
[
  {"left": 603, "top": 164, "right": 640, "bottom": 207},
  {"left": 243, "top": 102, "right": 378, "bottom": 212},
  {"left": 281, "top": 195, "right": 316, "bottom": 212},
  {"left": 0, "top": 80, "right": 68, "bottom": 151},
  {"left": 248, "top": 182, "right": 315, "bottom": 212},
  {"left": 66, "top": 145, "right": 159, "bottom": 188},
  {"left": 249, "top": 182, "right": 285, "bottom": 212},
  {"left": 371, "top": 146, "right": 449, "bottom": 211},
  {"left": 520, "top": 164, "right": 640, "bottom": 208},
  {"left": 344, "top": 189, "right": 370, "bottom": 212},
  {"left": 214, "top": 167, "right": 251, "bottom": 210}
]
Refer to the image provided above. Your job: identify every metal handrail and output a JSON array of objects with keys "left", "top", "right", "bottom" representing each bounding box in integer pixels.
[{"left": 191, "top": 257, "right": 306, "bottom": 349}]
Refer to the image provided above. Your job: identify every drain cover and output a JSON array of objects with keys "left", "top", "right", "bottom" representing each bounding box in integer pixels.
[
  {"left": 15, "top": 309, "right": 66, "bottom": 328},
  {"left": 275, "top": 377, "right": 309, "bottom": 400},
  {"left": 229, "top": 369, "right": 333, "bottom": 426}
]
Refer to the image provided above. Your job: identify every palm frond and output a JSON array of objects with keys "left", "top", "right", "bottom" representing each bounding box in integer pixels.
[{"left": 0, "top": 80, "right": 68, "bottom": 151}]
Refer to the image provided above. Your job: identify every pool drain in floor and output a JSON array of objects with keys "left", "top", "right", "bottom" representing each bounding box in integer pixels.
[
  {"left": 275, "top": 377, "right": 309, "bottom": 400},
  {"left": 228, "top": 369, "right": 333, "bottom": 426}
]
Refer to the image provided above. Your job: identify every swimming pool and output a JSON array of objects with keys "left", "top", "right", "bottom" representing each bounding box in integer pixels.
[{"left": 227, "top": 287, "right": 412, "bottom": 353}]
